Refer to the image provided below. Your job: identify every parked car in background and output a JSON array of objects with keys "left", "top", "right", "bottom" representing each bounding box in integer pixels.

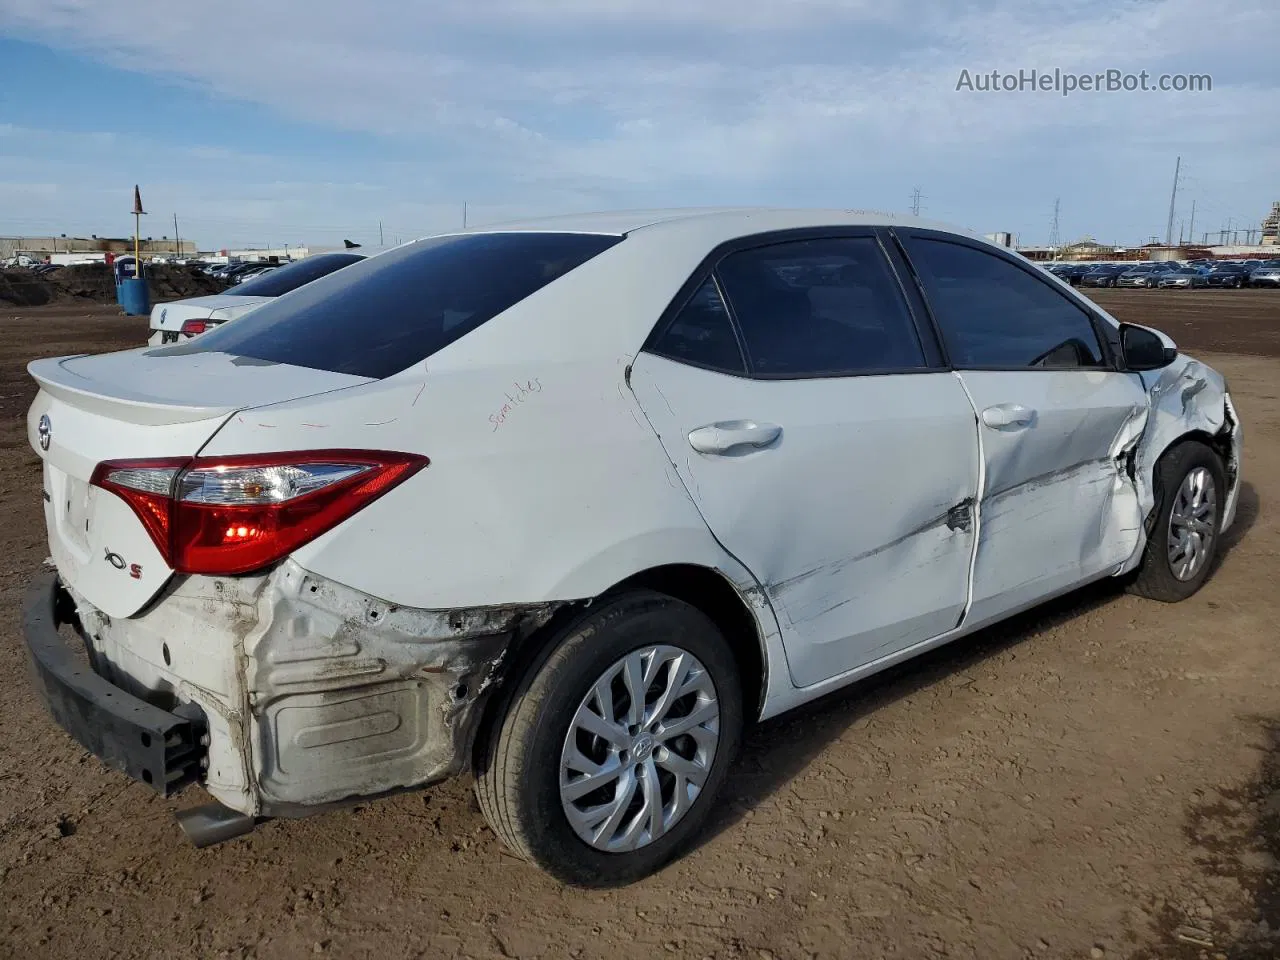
[
  {"left": 1157, "top": 267, "right": 1209, "bottom": 289},
  {"left": 24, "top": 208, "right": 1242, "bottom": 885},
  {"left": 1249, "top": 264, "right": 1280, "bottom": 288},
  {"left": 1080, "top": 264, "right": 1129, "bottom": 288},
  {"left": 231, "top": 265, "right": 278, "bottom": 285},
  {"left": 1044, "top": 262, "right": 1092, "bottom": 285},
  {"left": 1115, "top": 264, "right": 1177, "bottom": 288},
  {"left": 147, "top": 251, "right": 371, "bottom": 344},
  {"left": 1203, "top": 265, "right": 1251, "bottom": 289}
]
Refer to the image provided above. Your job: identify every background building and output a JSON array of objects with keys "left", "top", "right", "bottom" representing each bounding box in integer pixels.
[
  {"left": 0, "top": 235, "right": 196, "bottom": 259},
  {"left": 1261, "top": 202, "right": 1279, "bottom": 246}
]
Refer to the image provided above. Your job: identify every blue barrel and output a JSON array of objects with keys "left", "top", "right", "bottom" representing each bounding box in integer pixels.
[{"left": 118, "top": 277, "right": 151, "bottom": 316}]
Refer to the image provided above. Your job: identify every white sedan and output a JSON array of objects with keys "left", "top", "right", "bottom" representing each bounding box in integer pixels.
[
  {"left": 146, "top": 251, "right": 369, "bottom": 345},
  {"left": 23, "top": 209, "right": 1241, "bottom": 885}
]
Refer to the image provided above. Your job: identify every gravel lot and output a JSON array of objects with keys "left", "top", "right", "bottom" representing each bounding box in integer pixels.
[{"left": 1, "top": 291, "right": 1278, "bottom": 960}]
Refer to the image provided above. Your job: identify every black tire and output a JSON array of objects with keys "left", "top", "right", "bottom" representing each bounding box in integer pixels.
[
  {"left": 1128, "top": 440, "right": 1226, "bottom": 602},
  {"left": 474, "top": 590, "right": 744, "bottom": 886}
]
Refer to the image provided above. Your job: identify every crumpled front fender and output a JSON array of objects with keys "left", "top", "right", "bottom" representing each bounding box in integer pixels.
[{"left": 1123, "top": 355, "right": 1241, "bottom": 571}]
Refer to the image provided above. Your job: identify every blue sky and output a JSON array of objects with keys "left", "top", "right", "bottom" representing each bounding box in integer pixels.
[{"left": 0, "top": 0, "right": 1276, "bottom": 250}]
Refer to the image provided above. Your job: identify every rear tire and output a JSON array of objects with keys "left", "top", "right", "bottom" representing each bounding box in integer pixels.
[
  {"left": 1128, "top": 441, "right": 1226, "bottom": 602},
  {"left": 474, "top": 590, "right": 743, "bottom": 886}
]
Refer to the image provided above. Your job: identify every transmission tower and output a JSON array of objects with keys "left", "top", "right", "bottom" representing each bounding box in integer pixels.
[
  {"left": 1164, "top": 155, "right": 1181, "bottom": 246},
  {"left": 1048, "top": 198, "right": 1061, "bottom": 259},
  {"left": 910, "top": 187, "right": 923, "bottom": 217}
]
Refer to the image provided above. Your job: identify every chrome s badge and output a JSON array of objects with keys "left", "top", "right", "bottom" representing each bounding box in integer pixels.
[
  {"left": 160, "top": 308, "right": 168, "bottom": 322},
  {"left": 37, "top": 414, "right": 51, "bottom": 451}
]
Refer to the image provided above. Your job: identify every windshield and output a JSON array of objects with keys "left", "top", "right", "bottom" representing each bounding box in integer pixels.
[
  {"left": 231, "top": 253, "right": 366, "bottom": 297},
  {"left": 157, "top": 231, "right": 623, "bottom": 378}
]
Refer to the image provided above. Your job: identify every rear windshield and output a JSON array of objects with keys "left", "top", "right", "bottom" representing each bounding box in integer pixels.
[
  {"left": 231, "top": 253, "right": 366, "bottom": 297},
  {"left": 161, "top": 232, "right": 622, "bottom": 378}
]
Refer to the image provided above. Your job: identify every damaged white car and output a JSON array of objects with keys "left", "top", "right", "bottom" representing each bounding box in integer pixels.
[{"left": 23, "top": 209, "right": 1241, "bottom": 886}]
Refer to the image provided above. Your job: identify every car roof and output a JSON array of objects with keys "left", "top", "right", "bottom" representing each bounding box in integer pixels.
[{"left": 433, "top": 206, "right": 988, "bottom": 246}]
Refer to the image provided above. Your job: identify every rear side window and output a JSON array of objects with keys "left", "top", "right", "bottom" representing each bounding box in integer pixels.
[
  {"left": 906, "top": 238, "right": 1106, "bottom": 369},
  {"left": 715, "top": 237, "right": 926, "bottom": 377},
  {"left": 164, "top": 233, "right": 622, "bottom": 378},
  {"left": 230, "top": 253, "right": 366, "bottom": 297},
  {"left": 648, "top": 277, "right": 746, "bottom": 374}
]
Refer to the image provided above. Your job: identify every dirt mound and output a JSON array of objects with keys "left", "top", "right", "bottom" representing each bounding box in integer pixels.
[{"left": 0, "top": 265, "right": 230, "bottom": 308}]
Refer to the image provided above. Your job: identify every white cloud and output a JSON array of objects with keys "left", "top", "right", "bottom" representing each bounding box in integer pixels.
[{"left": 0, "top": 0, "right": 1274, "bottom": 245}]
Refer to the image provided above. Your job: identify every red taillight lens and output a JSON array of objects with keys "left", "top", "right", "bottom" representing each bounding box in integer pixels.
[
  {"left": 91, "top": 459, "right": 188, "bottom": 554},
  {"left": 91, "top": 451, "right": 428, "bottom": 575},
  {"left": 180, "top": 319, "right": 208, "bottom": 336}
]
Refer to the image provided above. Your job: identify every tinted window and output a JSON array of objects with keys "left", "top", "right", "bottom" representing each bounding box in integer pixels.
[
  {"left": 906, "top": 239, "right": 1106, "bottom": 369},
  {"left": 714, "top": 237, "right": 926, "bottom": 377},
  {"left": 161, "top": 233, "right": 622, "bottom": 378},
  {"left": 649, "top": 276, "right": 745, "bottom": 373},
  {"left": 231, "top": 253, "right": 365, "bottom": 297}
]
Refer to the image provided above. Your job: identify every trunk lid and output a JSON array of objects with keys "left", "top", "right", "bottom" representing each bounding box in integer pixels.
[
  {"left": 150, "top": 295, "right": 271, "bottom": 333},
  {"left": 29, "top": 349, "right": 371, "bottom": 617}
]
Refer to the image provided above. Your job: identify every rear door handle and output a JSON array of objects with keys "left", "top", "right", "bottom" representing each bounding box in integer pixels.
[
  {"left": 981, "top": 403, "right": 1036, "bottom": 429},
  {"left": 688, "top": 420, "right": 782, "bottom": 455}
]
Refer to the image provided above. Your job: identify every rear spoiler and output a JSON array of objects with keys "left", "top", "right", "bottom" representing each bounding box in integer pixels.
[{"left": 28, "top": 357, "right": 239, "bottom": 427}]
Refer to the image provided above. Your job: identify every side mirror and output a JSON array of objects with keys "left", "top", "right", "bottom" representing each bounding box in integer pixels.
[{"left": 1120, "top": 322, "right": 1178, "bottom": 371}]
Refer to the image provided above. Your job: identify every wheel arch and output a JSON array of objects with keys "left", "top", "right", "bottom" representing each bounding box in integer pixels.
[
  {"left": 470, "top": 562, "right": 773, "bottom": 771},
  {"left": 1143, "top": 425, "right": 1235, "bottom": 532}
]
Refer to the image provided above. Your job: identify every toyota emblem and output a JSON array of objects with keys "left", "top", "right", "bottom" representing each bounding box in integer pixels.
[{"left": 37, "top": 414, "right": 51, "bottom": 451}]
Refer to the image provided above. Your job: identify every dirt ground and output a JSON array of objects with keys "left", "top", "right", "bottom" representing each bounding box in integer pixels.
[
  {"left": 0, "top": 264, "right": 230, "bottom": 308},
  {"left": 1, "top": 291, "right": 1278, "bottom": 960}
]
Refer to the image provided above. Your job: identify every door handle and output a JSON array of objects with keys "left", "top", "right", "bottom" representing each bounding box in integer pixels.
[
  {"left": 981, "top": 403, "right": 1036, "bottom": 429},
  {"left": 688, "top": 420, "right": 782, "bottom": 455}
]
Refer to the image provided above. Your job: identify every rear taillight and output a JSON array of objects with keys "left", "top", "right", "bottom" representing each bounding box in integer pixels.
[
  {"left": 91, "top": 450, "right": 428, "bottom": 575},
  {"left": 180, "top": 319, "right": 208, "bottom": 336}
]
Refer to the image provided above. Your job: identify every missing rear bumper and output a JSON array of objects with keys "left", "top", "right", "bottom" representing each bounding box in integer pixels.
[{"left": 21, "top": 573, "right": 208, "bottom": 796}]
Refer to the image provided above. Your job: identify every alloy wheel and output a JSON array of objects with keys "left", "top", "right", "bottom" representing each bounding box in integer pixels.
[
  {"left": 1167, "top": 466, "right": 1217, "bottom": 582},
  {"left": 560, "top": 645, "right": 720, "bottom": 853}
]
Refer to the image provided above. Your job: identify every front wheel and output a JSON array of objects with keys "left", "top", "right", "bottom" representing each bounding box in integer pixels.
[
  {"left": 1128, "top": 441, "right": 1226, "bottom": 602},
  {"left": 475, "top": 590, "right": 744, "bottom": 886}
]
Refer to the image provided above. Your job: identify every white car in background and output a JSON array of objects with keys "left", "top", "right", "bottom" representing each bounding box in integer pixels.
[
  {"left": 23, "top": 209, "right": 1241, "bottom": 886},
  {"left": 146, "top": 251, "right": 370, "bottom": 344}
]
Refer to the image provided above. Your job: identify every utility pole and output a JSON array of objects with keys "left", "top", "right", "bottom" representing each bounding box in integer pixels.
[
  {"left": 463, "top": 202, "right": 468, "bottom": 229},
  {"left": 1164, "top": 155, "right": 1181, "bottom": 247},
  {"left": 379, "top": 220, "right": 384, "bottom": 246},
  {"left": 1049, "top": 197, "right": 1061, "bottom": 259},
  {"left": 173, "top": 213, "right": 181, "bottom": 258},
  {"left": 1187, "top": 199, "right": 1195, "bottom": 247},
  {"left": 910, "top": 187, "right": 922, "bottom": 216}
]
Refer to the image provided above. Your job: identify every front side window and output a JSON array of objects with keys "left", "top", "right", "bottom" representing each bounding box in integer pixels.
[
  {"left": 713, "top": 237, "right": 926, "bottom": 377},
  {"left": 158, "top": 232, "right": 622, "bottom": 378},
  {"left": 905, "top": 238, "right": 1106, "bottom": 369}
]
